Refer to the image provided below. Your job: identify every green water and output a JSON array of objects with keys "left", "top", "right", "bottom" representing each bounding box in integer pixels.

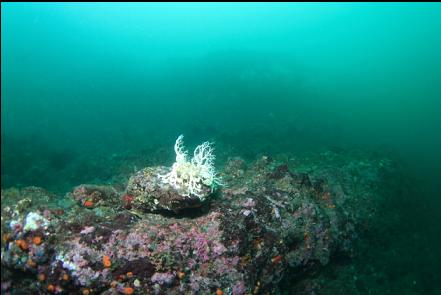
[{"left": 2, "top": 3, "right": 441, "bottom": 294}]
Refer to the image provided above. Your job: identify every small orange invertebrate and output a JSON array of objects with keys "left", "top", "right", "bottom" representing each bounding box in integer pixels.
[
  {"left": 82, "top": 288, "right": 90, "bottom": 295},
  {"left": 15, "top": 239, "right": 28, "bottom": 251},
  {"left": 126, "top": 272, "right": 133, "bottom": 278},
  {"left": 102, "top": 255, "right": 112, "bottom": 268},
  {"left": 271, "top": 255, "right": 282, "bottom": 264},
  {"left": 33, "top": 236, "right": 42, "bottom": 245},
  {"left": 177, "top": 271, "right": 185, "bottom": 280},
  {"left": 62, "top": 273, "right": 69, "bottom": 281},
  {"left": 38, "top": 273, "right": 46, "bottom": 281},
  {"left": 122, "top": 194, "right": 134, "bottom": 209},
  {"left": 3, "top": 233, "right": 12, "bottom": 243},
  {"left": 216, "top": 288, "right": 223, "bottom": 295},
  {"left": 47, "top": 284, "right": 55, "bottom": 293},
  {"left": 123, "top": 287, "right": 134, "bottom": 295},
  {"left": 84, "top": 200, "right": 94, "bottom": 208}
]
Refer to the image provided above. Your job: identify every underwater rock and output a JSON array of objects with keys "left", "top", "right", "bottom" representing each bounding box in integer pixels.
[
  {"left": 1, "top": 151, "right": 396, "bottom": 294},
  {"left": 70, "top": 184, "right": 120, "bottom": 208},
  {"left": 268, "top": 163, "right": 292, "bottom": 179},
  {"left": 126, "top": 166, "right": 210, "bottom": 213}
]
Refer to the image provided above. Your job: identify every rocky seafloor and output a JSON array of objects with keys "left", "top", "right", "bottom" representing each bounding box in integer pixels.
[{"left": 1, "top": 151, "right": 400, "bottom": 294}]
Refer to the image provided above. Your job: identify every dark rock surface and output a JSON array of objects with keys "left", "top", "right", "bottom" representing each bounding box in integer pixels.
[
  {"left": 126, "top": 166, "right": 210, "bottom": 213},
  {"left": 1, "top": 151, "right": 396, "bottom": 294}
]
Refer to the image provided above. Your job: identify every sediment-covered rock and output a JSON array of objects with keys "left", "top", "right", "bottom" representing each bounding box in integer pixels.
[
  {"left": 1, "top": 151, "right": 396, "bottom": 294},
  {"left": 126, "top": 166, "right": 211, "bottom": 213},
  {"left": 70, "top": 184, "right": 120, "bottom": 208}
]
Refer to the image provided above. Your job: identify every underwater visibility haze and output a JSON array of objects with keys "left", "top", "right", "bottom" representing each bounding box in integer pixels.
[{"left": 1, "top": 3, "right": 441, "bottom": 294}]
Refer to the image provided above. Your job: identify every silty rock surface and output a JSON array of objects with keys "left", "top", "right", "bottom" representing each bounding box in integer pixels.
[
  {"left": 126, "top": 166, "right": 212, "bottom": 213},
  {"left": 1, "top": 151, "right": 396, "bottom": 294}
]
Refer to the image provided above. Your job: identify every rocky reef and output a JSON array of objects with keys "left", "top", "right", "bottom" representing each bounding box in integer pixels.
[{"left": 1, "top": 151, "right": 396, "bottom": 294}]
